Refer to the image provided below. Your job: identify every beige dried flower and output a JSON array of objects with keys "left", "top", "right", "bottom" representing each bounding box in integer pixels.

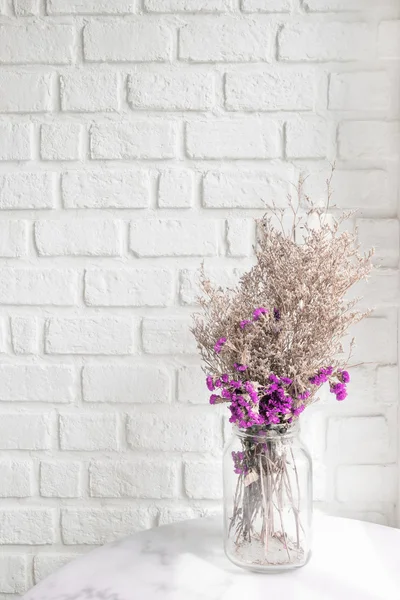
[{"left": 192, "top": 170, "right": 374, "bottom": 424}]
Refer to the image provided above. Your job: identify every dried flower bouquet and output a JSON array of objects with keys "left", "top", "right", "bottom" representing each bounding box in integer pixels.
[{"left": 192, "top": 174, "right": 374, "bottom": 570}]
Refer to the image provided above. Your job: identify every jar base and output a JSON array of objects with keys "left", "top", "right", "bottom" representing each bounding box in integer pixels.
[{"left": 225, "top": 537, "right": 311, "bottom": 573}]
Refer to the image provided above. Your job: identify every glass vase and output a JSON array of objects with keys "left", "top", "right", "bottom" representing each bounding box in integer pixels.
[{"left": 223, "top": 422, "right": 312, "bottom": 572}]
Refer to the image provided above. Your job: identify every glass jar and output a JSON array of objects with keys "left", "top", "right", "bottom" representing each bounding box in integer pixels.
[{"left": 223, "top": 422, "right": 312, "bottom": 572}]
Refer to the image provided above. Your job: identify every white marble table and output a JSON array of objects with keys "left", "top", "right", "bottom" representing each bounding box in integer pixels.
[{"left": 23, "top": 514, "right": 400, "bottom": 600}]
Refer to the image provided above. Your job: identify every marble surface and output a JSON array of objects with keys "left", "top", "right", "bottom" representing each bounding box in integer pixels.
[{"left": 23, "top": 514, "right": 400, "bottom": 600}]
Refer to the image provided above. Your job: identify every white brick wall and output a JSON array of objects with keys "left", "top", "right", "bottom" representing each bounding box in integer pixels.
[{"left": 0, "top": 1, "right": 398, "bottom": 594}]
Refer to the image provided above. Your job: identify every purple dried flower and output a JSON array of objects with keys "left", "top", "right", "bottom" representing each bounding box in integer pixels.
[
  {"left": 298, "top": 390, "right": 311, "bottom": 401},
  {"left": 234, "top": 363, "right": 248, "bottom": 372},
  {"left": 338, "top": 369, "right": 350, "bottom": 383},
  {"left": 214, "top": 337, "right": 227, "bottom": 354},
  {"left": 240, "top": 320, "right": 252, "bottom": 330},
  {"left": 209, "top": 394, "right": 219, "bottom": 405},
  {"left": 253, "top": 307, "right": 268, "bottom": 321},
  {"left": 206, "top": 376, "right": 215, "bottom": 392},
  {"left": 273, "top": 307, "right": 281, "bottom": 321}
]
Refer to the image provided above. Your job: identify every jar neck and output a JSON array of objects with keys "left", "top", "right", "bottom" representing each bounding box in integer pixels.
[{"left": 233, "top": 421, "right": 300, "bottom": 441}]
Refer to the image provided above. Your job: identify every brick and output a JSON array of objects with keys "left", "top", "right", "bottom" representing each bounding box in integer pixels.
[
  {"left": 84, "top": 21, "right": 171, "bottom": 62},
  {"left": 62, "top": 508, "right": 150, "bottom": 544},
  {"left": 378, "top": 21, "right": 400, "bottom": 59},
  {"left": 337, "top": 465, "right": 397, "bottom": 503},
  {"left": 0, "top": 173, "right": 55, "bottom": 209},
  {"left": 338, "top": 122, "right": 399, "bottom": 160},
  {"left": 187, "top": 119, "right": 280, "bottom": 159},
  {"left": 59, "top": 414, "right": 119, "bottom": 451},
  {"left": 158, "top": 507, "right": 200, "bottom": 525},
  {"left": 279, "top": 23, "right": 375, "bottom": 62},
  {"left": 130, "top": 219, "right": 218, "bottom": 257},
  {"left": 178, "top": 365, "right": 209, "bottom": 404},
  {"left": 0, "top": 461, "right": 32, "bottom": 497},
  {"left": 179, "top": 266, "right": 244, "bottom": 305},
  {"left": 180, "top": 18, "right": 272, "bottom": 62},
  {"left": 303, "top": 0, "right": 375, "bottom": 9},
  {"left": 62, "top": 170, "right": 149, "bottom": 209},
  {"left": 84, "top": 268, "right": 173, "bottom": 307},
  {"left": 0, "top": 414, "right": 51, "bottom": 449},
  {"left": 90, "top": 460, "right": 177, "bottom": 498},
  {"left": 0, "top": 24, "right": 74, "bottom": 64},
  {"left": 353, "top": 269, "right": 400, "bottom": 308},
  {"left": 11, "top": 317, "right": 38, "bottom": 354},
  {"left": 145, "top": 0, "right": 232, "bottom": 10},
  {"left": 35, "top": 220, "right": 122, "bottom": 257},
  {"left": 0, "top": 268, "right": 78, "bottom": 305},
  {"left": 142, "top": 318, "right": 197, "bottom": 354},
  {"left": 225, "top": 70, "right": 314, "bottom": 111},
  {"left": 203, "top": 170, "right": 291, "bottom": 208},
  {"left": 376, "top": 365, "right": 399, "bottom": 405},
  {"left": 90, "top": 122, "right": 176, "bottom": 159},
  {"left": 158, "top": 169, "right": 194, "bottom": 208},
  {"left": 83, "top": 365, "right": 170, "bottom": 404},
  {"left": 40, "top": 123, "right": 83, "bottom": 161},
  {"left": 184, "top": 461, "right": 222, "bottom": 499},
  {"left": 34, "top": 554, "right": 79, "bottom": 584},
  {"left": 14, "top": 0, "right": 39, "bottom": 15},
  {"left": 0, "top": 221, "right": 27, "bottom": 257},
  {"left": 128, "top": 69, "right": 214, "bottom": 110},
  {"left": 344, "top": 366, "right": 375, "bottom": 407},
  {"left": 0, "top": 555, "right": 28, "bottom": 593},
  {"left": 0, "top": 72, "right": 52, "bottom": 112},
  {"left": 356, "top": 219, "right": 399, "bottom": 267},
  {"left": 61, "top": 72, "right": 120, "bottom": 112},
  {"left": 241, "top": 0, "right": 290, "bottom": 10},
  {"left": 0, "top": 509, "right": 55, "bottom": 545},
  {"left": 45, "top": 317, "right": 133, "bottom": 355},
  {"left": 304, "top": 170, "right": 395, "bottom": 216},
  {"left": 47, "top": 0, "right": 135, "bottom": 14},
  {"left": 0, "top": 124, "right": 31, "bottom": 159},
  {"left": 40, "top": 461, "right": 82, "bottom": 498},
  {"left": 352, "top": 315, "right": 397, "bottom": 364},
  {"left": 286, "top": 117, "right": 328, "bottom": 159},
  {"left": 329, "top": 72, "right": 391, "bottom": 111},
  {"left": 327, "top": 416, "right": 394, "bottom": 464},
  {"left": 127, "top": 408, "right": 221, "bottom": 452},
  {"left": 226, "top": 219, "right": 255, "bottom": 257}
]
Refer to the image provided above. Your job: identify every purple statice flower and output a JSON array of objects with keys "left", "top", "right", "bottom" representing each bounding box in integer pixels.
[
  {"left": 240, "top": 319, "right": 252, "bottom": 330},
  {"left": 338, "top": 369, "right": 350, "bottom": 384},
  {"left": 258, "top": 374, "right": 295, "bottom": 425},
  {"left": 309, "top": 366, "right": 334, "bottom": 386},
  {"left": 230, "top": 380, "right": 242, "bottom": 388},
  {"left": 273, "top": 307, "right": 281, "bottom": 321},
  {"left": 330, "top": 382, "right": 347, "bottom": 402},
  {"left": 298, "top": 390, "right": 311, "bottom": 401},
  {"left": 253, "top": 307, "right": 268, "bottom": 321},
  {"left": 221, "top": 374, "right": 230, "bottom": 384},
  {"left": 209, "top": 394, "right": 220, "bottom": 405},
  {"left": 234, "top": 363, "right": 248, "bottom": 372},
  {"left": 232, "top": 451, "right": 249, "bottom": 476},
  {"left": 206, "top": 376, "right": 215, "bottom": 392},
  {"left": 281, "top": 376, "right": 293, "bottom": 386},
  {"left": 214, "top": 379, "right": 222, "bottom": 388},
  {"left": 221, "top": 388, "right": 232, "bottom": 400},
  {"left": 214, "top": 337, "right": 227, "bottom": 354},
  {"left": 292, "top": 404, "right": 305, "bottom": 417}
]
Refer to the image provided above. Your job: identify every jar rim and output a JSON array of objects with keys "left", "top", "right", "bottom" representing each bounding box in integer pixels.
[{"left": 233, "top": 421, "right": 300, "bottom": 439}]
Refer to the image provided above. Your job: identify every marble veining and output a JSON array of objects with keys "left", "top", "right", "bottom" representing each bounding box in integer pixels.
[{"left": 22, "top": 515, "right": 400, "bottom": 600}]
